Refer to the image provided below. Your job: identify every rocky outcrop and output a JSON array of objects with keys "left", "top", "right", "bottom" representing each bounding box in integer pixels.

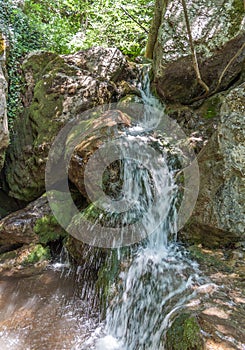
[
  {"left": 151, "top": 0, "right": 245, "bottom": 104},
  {"left": 68, "top": 109, "right": 131, "bottom": 198},
  {"left": 0, "top": 195, "right": 50, "bottom": 249},
  {"left": 4, "top": 48, "right": 138, "bottom": 202},
  {"left": 0, "top": 33, "right": 9, "bottom": 170},
  {"left": 182, "top": 83, "right": 245, "bottom": 247},
  {"left": 165, "top": 244, "right": 245, "bottom": 350},
  {"left": 0, "top": 192, "right": 68, "bottom": 268}
]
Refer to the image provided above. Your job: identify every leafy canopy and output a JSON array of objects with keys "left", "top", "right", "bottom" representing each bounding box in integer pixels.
[{"left": 23, "top": 0, "right": 154, "bottom": 57}]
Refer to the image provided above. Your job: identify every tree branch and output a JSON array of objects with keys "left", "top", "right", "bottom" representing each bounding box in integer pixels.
[
  {"left": 181, "top": 0, "right": 209, "bottom": 95},
  {"left": 119, "top": 5, "right": 149, "bottom": 34},
  {"left": 214, "top": 42, "right": 245, "bottom": 94},
  {"left": 145, "top": 0, "right": 166, "bottom": 59}
]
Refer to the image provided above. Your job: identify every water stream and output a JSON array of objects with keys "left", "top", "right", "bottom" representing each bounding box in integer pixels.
[
  {"left": 0, "top": 68, "right": 203, "bottom": 350},
  {"left": 91, "top": 69, "right": 203, "bottom": 350}
]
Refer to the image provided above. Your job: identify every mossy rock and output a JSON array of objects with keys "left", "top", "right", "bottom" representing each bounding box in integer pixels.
[
  {"left": 22, "top": 244, "right": 50, "bottom": 266},
  {"left": 199, "top": 94, "right": 223, "bottom": 120},
  {"left": 34, "top": 214, "right": 67, "bottom": 245},
  {"left": 0, "top": 249, "right": 18, "bottom": 263},
  {"left": 96, "top": 249, "right": 122, "bottom": 317},
  {"left": 188, "top": 245, "right": 232, "bottom": 273},
  {"left": 165, "top": 313, "right": 204, "bottom": 350}
]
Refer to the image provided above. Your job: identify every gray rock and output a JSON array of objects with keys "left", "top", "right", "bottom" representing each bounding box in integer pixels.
[
  {"left": 0, "top": 195, "right": 50, "bottom": 248},
  {"left": 183, "top": 83, "right": 245, "bottom": 246},
  {"left": 152, "top": 0, "right": 245, "bottom": 103},
  {"left": 5, "top": 48, "right": 137, "bottom": 201}
]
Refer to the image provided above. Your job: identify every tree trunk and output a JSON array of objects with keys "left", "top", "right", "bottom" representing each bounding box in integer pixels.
[{"left": 145, "top": 0, "right": 167, "bottom": 59}]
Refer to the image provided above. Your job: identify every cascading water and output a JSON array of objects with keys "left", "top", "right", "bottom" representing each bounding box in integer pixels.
[
  {"left": 90, "top": 69, "right": 203, "bottom": 350},
  {"left": 0, "top": 68, "right": 204, "bottom": 350}
]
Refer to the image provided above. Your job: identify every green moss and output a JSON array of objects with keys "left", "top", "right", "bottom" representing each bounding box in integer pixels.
[
  {"left": 227, "top": 0, "right": 244, "bottom": 38},
  {"left": 34, "top": 215, "right": 67, "bottom": 245},
  {"left": 0, "top": 249, "right": 18, "bottom": 263},
  {"left": 200, "top": 94, "right": 222, "bottom": 119},
  {"left": 22, "top": 244, "right": 50, "bottom": 265},
  {"left": 188, "top": 245, "right": 232, "bottom": 273},
  {"left": 96, "top": 249, "right": 121, "bottom": 317},
  {"left": 166, "top": 313, "right": 204, "bottom": 350},
  {"left": 22, "top": 52, "right": 58, "bottom": 79}
]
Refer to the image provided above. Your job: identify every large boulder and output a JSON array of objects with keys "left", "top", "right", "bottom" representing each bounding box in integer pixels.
[
  {"left": 68, "top": 109, "right": 131, "bottom": 198},
  {"left": 151, "top": 0, "right": 245, "bottom": 104},
  {"left": 182, "top": 83, "right": 245, "bottom": 247},
  {"left": 4, "top": 48, "right": 138, "bottom": 202},
  {"left": 0, "top": 33, "right": 9, "bottom": 170}
]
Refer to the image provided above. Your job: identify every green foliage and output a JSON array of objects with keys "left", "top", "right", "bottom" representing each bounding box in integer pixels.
[
  {"left": 0, "top": 0, "right": 48, "bottom": 129},
  {"left": 22, "top": 244, "right": 51, "bottom": 265},
  {"left": 23, "top": 0, "right": 154, "bottom": 57},
  {"left": 34, "top": 215, "right": 67, "bottom": 245},
  {"left": 1, "top": 0, "right": 152, "bottom": 128}
]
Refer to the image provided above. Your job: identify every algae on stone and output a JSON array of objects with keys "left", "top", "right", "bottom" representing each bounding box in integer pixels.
[
  {"left": 34, "top": 215, "right": 67, "bottom": 245},
  {"left": 166, "top": 313, "right": 204, "bottom": 350},
  {"left": 22, "top": 244, "right": 50, "bottom": 266}
]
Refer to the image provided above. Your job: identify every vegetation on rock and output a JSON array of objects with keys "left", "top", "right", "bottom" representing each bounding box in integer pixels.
[
  {"left": 166, "top": 313, "right": 204, "bottom": 350},
  {"left": 22, "top": 243, "right": 50, "bottom": 265},
  {"left": 34, "top": 215, "right": 67, "bottom": 245}
]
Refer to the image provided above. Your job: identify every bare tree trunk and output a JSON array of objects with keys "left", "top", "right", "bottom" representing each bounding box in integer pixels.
[{"left": 145, "top": 0, "right": 167, "bottom": 59}]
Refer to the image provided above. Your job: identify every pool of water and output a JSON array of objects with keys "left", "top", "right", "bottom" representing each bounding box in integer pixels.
[{"left": 0, "top": 265, "right": 101, "bottom": 350}]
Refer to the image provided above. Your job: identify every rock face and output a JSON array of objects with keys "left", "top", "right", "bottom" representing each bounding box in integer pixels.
[
  {"left": 152, "top": 0, "right": 245, "bottom": 103},
  {"left": 0, "top": 33, "right": 9, "bottom": 170},
  {"left": 182, "top": 83, "right": 245, "bottom": 247},
  {"left": 165, "top": 244, "right": 245, "bottom": 350},
  {"left": 0, "top": 195, "right": 50, "bottom": 249},
  {"left": 5, "top": 47, "right": 137, "bottom": 202},
  {"left": 68, "top": 109, "right": 131, "bottom": 198}
]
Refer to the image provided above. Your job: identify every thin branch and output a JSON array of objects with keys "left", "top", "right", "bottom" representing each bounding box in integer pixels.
[
  {"left": 181, "top": 0, "right": 210, "bottom": 95},
  {"left": 190, "top": 41, "right": 245, "bottom": 103},
  {"left": 213, "top": 42, "right": 245, "bottom": 94},
  {"left": 119, "top": 5, "right": 149, "bottom": 34}
]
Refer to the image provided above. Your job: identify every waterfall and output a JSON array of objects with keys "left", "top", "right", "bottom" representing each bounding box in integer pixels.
[{"left": 81, "top": 69, "right": 203, "bottom": 350}]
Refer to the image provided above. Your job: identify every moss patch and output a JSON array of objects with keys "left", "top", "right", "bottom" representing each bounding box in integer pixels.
[
  {"left": 0, "top": 249, "right": 18, "bottom": 263},
  {"left": 188, "top": 245, "right": 232, "bottom": 273},
  {"left": 200, "top": 94, "right": 222, "bottom": 119},
  {"left": 34, "top": 215, "right": 67, "bottom": 245},
  {"left": 0, "top": 33, "right": 5, "bottom": 56},
  {"left": 166, "top": 313, "right": 204, "bottom": 350},
  {"left": 227, "top": 0, "right": 244, "bottom": 38},
  {"left": 22, "top": 244, "right": 50, "bottom": 265},
  {"left": 96, "top": 249, "right": 121, "bottom": 317}
]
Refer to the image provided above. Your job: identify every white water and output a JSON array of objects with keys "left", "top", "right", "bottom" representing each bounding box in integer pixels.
[
  {"left": 0, "top": 69, "right": 203, "bottom": 350},
  {"left": 89, "top": 70, "right": 202, "bottom": 350}
]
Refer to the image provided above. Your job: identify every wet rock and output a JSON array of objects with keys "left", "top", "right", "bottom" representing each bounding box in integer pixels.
[
  {"left": 68, "top": 109, "right": 131, "bottom": 198},
  {"left": 0, "top": 244, "right": 50, "bottom": 276},
  {"left": 165, "top": 313, "right": 204, "bottom": 350},
  {"left": 181, "top": 83, "right": 245, "bottom": 247},
  {"left": 0, "top": 195, "right": 50, "bottom": 248},
  {"left": 0, "top": 33, "right": 9, "bottom": 170},
  {"left": 152, "top": 0, "right": 245, "bottom": 103},
  {"left": 165, "top": 92, "right": 223, "bottom": 153},
  {"left": 4, "top": 48, "right": 137, "bottom": 202},
  {"left": 185, "top": 244, "right": 245, "bottom": 350}
]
